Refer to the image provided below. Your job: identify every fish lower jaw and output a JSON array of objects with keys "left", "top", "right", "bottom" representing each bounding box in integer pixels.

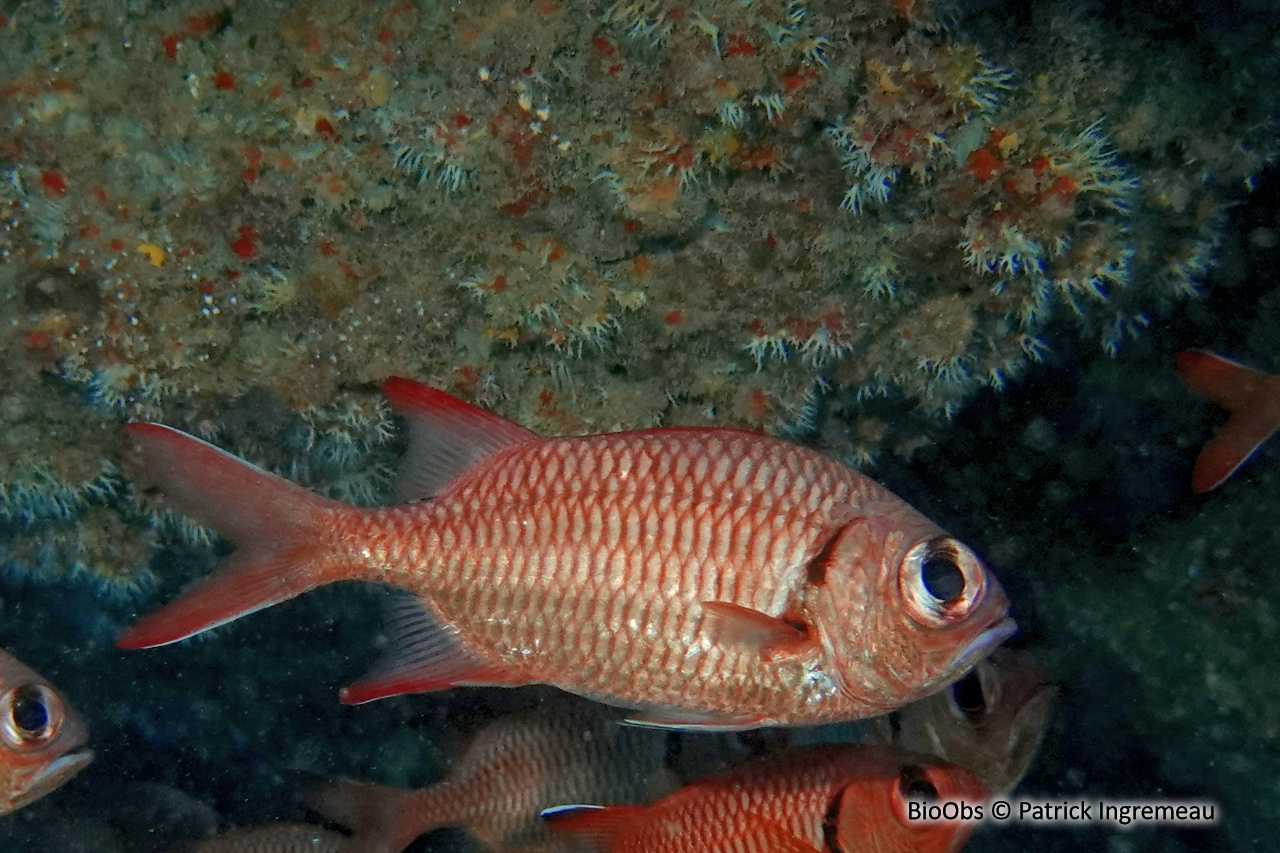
[
  {"left": 13, "top": 748, "right": 95, "bottom": 810},
  {"left": 947, "top": 617, "right": 1018, "bottom": 681}
]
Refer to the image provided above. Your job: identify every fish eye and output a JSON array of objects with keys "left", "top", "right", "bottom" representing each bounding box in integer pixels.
[
  {"left": 2, "top": 683, "right": 62, "bottom": 748},
  {"left": 922, "top": 552, "right": 965, "bottom": 605},
  {"left": 890, "top": 764, "right": 941, "bottom": 826},
  {"left": 13, "top": 686, "right": 49, "bottom": 734},
  {"left": 898, "top": 765, "right": 939, "bottom": 801},
  {"left": 949, "top": 667, "right": 987, "bottom": 723},
  {"left": 900, "top": 538, "right": 986, "bottom": 628}
]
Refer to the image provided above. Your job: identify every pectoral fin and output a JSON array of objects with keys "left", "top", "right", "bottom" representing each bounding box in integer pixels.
[{"left": 700, "top": 601, "right": 817, "bottom": 662}]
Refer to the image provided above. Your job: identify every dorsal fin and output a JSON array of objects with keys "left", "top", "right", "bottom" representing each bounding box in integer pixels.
[{"left": 382, "top": 377, "right": 540, "bottom": 503}]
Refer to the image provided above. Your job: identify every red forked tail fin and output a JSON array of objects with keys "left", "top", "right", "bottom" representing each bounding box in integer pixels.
[
  {"left": 117, "top": 423, "right": 349, "bottom": 649},
  {"left": 301, "top": 777, "right": 448, "bottom": 853},
  {"left": 1174, "top": 350, "right": 1280, "bottom": 492}
]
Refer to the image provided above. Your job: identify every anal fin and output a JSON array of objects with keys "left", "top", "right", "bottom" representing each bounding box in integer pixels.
[{"left": 339, "top": 593, "right": 524, "bottom": 704}]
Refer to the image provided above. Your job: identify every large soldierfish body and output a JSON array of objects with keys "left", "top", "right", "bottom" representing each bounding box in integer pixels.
[{"left": 119, "top": 378, "right": 1014, "bottom": 728}]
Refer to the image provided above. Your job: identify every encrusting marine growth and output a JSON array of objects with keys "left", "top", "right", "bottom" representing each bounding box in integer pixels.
[{"left": 0, "top": 0, "right": 1269, "bottom": 592}]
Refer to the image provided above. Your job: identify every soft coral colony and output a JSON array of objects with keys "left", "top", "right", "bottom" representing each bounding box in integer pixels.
[{"left": 0, "top": 0, "right": 1265, "bottom": 593}]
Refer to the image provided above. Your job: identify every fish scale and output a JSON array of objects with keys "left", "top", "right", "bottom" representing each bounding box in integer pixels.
[
  {"left": 346, "top": 432, "right": 859, "bottom": 717},
  {"left": 118, "top": 377, "right": 1013, "bottom": 728}
]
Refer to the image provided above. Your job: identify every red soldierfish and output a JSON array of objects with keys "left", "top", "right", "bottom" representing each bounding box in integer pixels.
[
  {"left": 118, "top": 378, "right": 1014, "bottom": 728},
  {"left": 301, "top": 699, "right": 673, "bottom": 853},
  {"left": 0, "top": 646, "right": 93, "bottom": 815},
  {"left": 1174, "top": 350, "right": 1280, "bottom": 492},
  {"left": 543, "top": 744, "right": 988, "bottom": 853}
]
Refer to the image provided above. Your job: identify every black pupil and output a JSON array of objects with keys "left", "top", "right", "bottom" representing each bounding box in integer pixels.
[
  {"left": 921, "top": 550, "right": 965, "bottom": 604},
  {"left": 898, "top": 765, "right": 938, "bottom": 801},
  {"left": 11, "top": 686, "right": 50, "bottom": 735},
  {"left": 952, "top": 669, "right": 986, "bottom": 722}
]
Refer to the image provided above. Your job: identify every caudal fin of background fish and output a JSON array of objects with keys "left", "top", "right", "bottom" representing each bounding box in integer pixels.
[
  {"left": 116, "top": 423, "right": 348, "bottom": 649},
  {"left": 1174, "top": 350, "right": 1280, "bottom": 492},
  {"left": 301, "top": 777, "right": 440, "bottom": 853}
]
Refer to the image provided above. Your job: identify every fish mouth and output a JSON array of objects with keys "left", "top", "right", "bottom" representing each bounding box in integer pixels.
[
  {"left": 10, "top": 749, "right": 94, "bottom": 813},
  {"left": 946, "top": 616, "right": 1017, "bottom": 679}
]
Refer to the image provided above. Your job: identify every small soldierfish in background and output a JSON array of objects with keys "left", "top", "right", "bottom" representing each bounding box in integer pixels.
[
  {"left": 0, "top": 646, "right": 93, "bottom": 816},
  {"left": 301, "top": 699, "right": 674, "bottom": 853},
  {"left": 864, "top": 647, "right": 1056, "bottom": 796},
  {"left": 169, "top": 823, "right": 347, "bottom": 853},
  {"left": 1174, "top": 350, "right": 1280, "bottom": 492},
  {"left": 118, "top": 377, "right": 1014, "bottom": 728},
  {"left": 543, "top": 744, "right": 988, "bottom": 853}
]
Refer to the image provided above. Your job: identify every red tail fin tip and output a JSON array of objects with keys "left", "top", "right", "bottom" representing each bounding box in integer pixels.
[
  {"left": 1174, "top": 351, "right": 1280, "bottom": 492},
  {"left": 118, "top": 423, "right": 347, "bottom": 649}
]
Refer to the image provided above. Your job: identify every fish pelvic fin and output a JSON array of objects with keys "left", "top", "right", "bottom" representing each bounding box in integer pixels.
[
  {"left": 1174, "top": 350, "right": 1280, "bottom": 492},
  {"left": 541, "top": 804, "right": 643, "bottom": 852},
  {"left": 302, "top": 777, "right": 437, "bottom": 853},
  {"left": 117, "top": 423, "right": 348, "bottom": 649},
  {"left": 623, "top": 707, "right": 767, "bottom": 731},
  {"left": 382, "top": 377, "right": 540, "bottom": 503}
]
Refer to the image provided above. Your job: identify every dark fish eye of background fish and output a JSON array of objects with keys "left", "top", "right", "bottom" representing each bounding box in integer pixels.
[
  {"left": 116, "top": 378, "right": 1014, "bottom": 729},
  {"left": 683, "top": 649, "right": 1055, "bottom": 798},
  {"left": 863, "top": 648, "right": 1056, "bottom": 797}
]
